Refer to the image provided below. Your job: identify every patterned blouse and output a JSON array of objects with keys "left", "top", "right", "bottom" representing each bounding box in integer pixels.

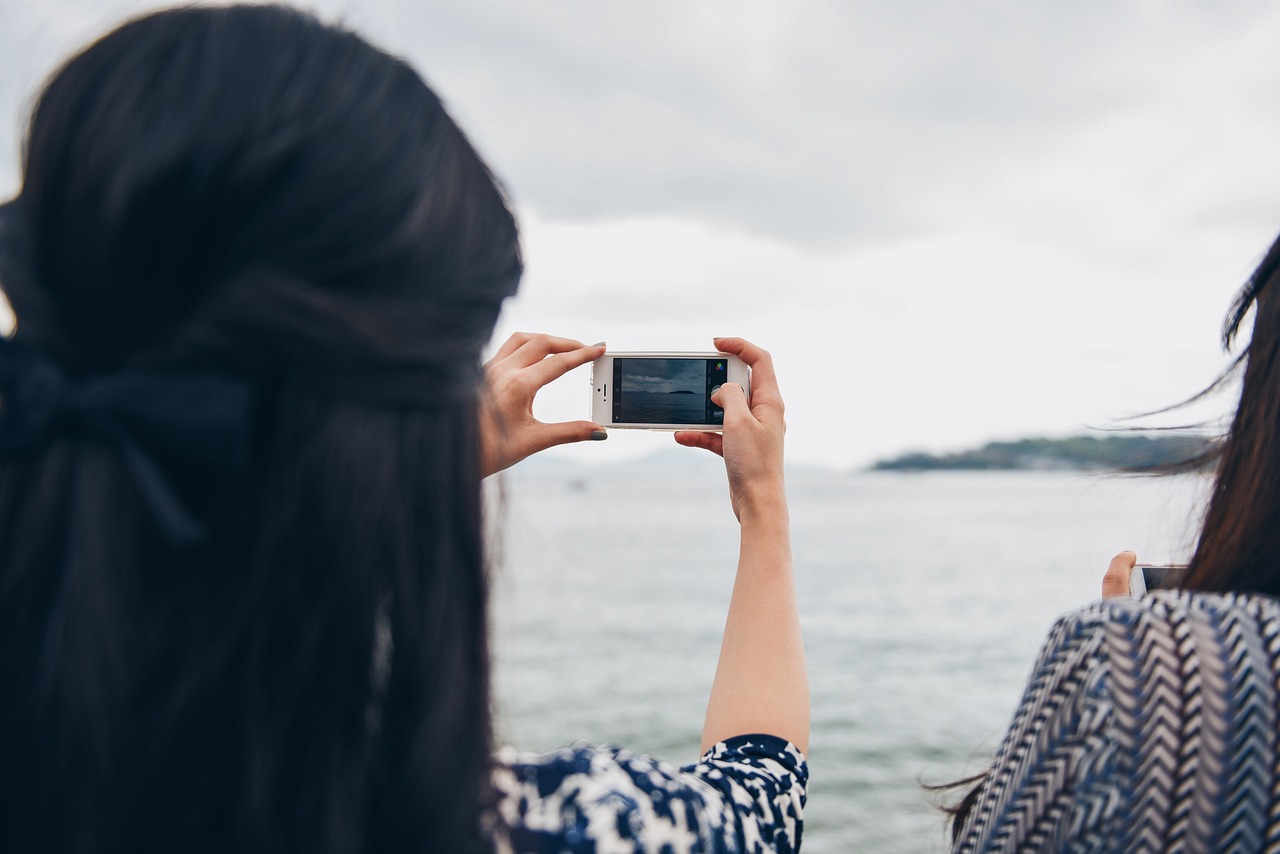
[
  {"left": 955, "top": 590, "right": 1280, "bottom": 852},
  {"left": 491, "top": 734, "right": 807, "bottom": 853}
]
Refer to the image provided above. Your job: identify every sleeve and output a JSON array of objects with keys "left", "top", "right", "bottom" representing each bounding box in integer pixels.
[
  {"left": 680, "top": 734, "right": 808, "bottom": 853},
  {"left": 953, "top": 605, "right": 1121, "bottom": 853},
  {"left": 491, "top": 734, "right": 807, "bottom": 854}
]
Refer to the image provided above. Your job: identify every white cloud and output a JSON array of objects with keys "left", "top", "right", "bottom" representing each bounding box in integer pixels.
[
  {"left": 0, "top": 0, "right": 1275, "bottom": 466},
  {"left": 499, "top": 207, "right": 1250, "bottom": 468}
]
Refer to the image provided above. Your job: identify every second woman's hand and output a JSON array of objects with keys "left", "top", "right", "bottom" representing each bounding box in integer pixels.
[
  {"left": 1102, "top": 551, "right": 1137, "bottom": 599},
  {"left": 479, "top": 333, "right": 607, "bottom": 478}
]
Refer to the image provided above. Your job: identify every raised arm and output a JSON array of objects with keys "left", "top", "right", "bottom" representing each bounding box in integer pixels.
[{"left": 675, "top": 337, "right": 809, "bottom": 755}]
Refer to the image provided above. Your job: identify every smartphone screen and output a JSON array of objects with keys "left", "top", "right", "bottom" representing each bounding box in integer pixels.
[
  {"left": 1140, "top": 566, "right": 1186, "bottom": 591},
  {"left": 1131, "top": 564, "right": 1187, "bottom": 595},
  {"left": 612, "top": 357, "right": 728, "bottom": 425}
]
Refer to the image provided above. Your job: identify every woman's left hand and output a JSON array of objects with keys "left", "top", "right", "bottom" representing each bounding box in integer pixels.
[
  {"left": 1101, "top": 550, "right": 1137, "bottom": 598},
  {"left": 479, "top": 333, "right": 607, "bottom": 477}
]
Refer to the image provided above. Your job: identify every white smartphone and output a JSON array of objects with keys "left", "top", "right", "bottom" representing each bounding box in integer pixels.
[
  {"left": 591, "top": 351, "right": 750, "bottom": 431},
  {"left": 1129, "top": 564, "right": 1187, "bottom": 595}
]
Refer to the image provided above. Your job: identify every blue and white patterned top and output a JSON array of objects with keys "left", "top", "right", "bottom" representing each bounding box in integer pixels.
[
  {"left": 955, "top": 590, "right": 1280, "bottom": 853},
  {"left": 491, "top": 734, "right": 807, "bottom": 853}
]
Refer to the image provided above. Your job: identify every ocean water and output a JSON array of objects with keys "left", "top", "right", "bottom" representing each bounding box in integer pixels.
[
  {"left": 490, "top": 464, "right": 1209, "bottom": 852},
  {"left": 615, "top": 390, "right": 716, "bottom": 425}
]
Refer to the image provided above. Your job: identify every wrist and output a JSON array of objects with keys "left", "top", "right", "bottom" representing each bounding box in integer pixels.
[
  {"left": 736, "top": 495, "right": 792, "bottom": 571},
  {"left": 736, "top": 484, "right": 789, "bottom": 527}
]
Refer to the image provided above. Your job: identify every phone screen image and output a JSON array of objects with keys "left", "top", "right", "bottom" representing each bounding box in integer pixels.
[
  {"left": 612, "top": 358, "right": 728, "bottom": 425},
  {"left": 1141, "top": 566, "right": 1186, "bottom": 591}
]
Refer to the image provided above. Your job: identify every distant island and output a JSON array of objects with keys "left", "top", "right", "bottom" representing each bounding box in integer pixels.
[{"left": 871, "top": 434, "right": 1216, "bottom": 472}]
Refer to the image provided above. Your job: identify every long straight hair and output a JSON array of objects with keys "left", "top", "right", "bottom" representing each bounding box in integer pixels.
[
  {"left": 1183, "top": 231, "right": 1280, "bottom": 596},
  {"left": 0, "top": 7, "right": 520, "bottom": 852}
]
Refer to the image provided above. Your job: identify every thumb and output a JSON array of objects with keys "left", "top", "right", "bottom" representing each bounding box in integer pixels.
[
  {"left": 537, "top": 420, "right": 608, "bottom": 450},
  {"left": 711, "top": 382, "right": 748, "bottom": 418},
  {"left": 1102, "top": 551, "right": 1137, "bottom": 599}
]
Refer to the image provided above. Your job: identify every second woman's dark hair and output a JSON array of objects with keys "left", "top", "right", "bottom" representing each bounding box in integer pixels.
[
  {"left": 1183, "top": 231, "right": 1280, "bottom": 597},
  {"left": 0, "top": 6, "right": 519, "bottom": 852}
]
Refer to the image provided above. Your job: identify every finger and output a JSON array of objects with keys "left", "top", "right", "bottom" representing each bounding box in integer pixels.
[
  {"left": 712, "top": 337, "right": 782, "bottom": 410},
  {"left": 524, "top": 342, "right": 607, "bottom": 389},
  {"left": 534, "top": 420, "right": 609, "bottom": 452},
  {"left": 507, "top": 334, "right": 591, "bottom": 369},
  {"left": 675, "top": 430, "right": 724, "bottom": 457},
  {"left": 711, "top": 382, "right": 751, "bottom": 422},
  {"left": 489, "top": 331, "right": 535, "bottom": 365},
  {"left": 1101, "top": 550, "right": 1137, "bottom": 599}
]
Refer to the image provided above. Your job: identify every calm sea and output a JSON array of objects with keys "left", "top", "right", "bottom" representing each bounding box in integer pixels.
[
  {"left": 615, "top": 391, "right": 712, "bottom": 425},
  {"left": 490, "top": 463, "right": 1209, "bottom": 853}
]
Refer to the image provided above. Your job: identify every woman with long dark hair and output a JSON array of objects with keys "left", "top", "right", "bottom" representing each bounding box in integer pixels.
[
  {"left": 0, "top": 6, "right": 807, "bottom": 852},
  {"left": 946, "top": 236, "right": 1280, "bottom": 850}
]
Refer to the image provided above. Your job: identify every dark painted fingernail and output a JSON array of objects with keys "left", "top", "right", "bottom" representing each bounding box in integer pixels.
[
  {"left": 591, "top": 341, "right": 606, "bottom": 348},
  {"left": 590, "top": 429, "right": 608, "bottom": 441}
]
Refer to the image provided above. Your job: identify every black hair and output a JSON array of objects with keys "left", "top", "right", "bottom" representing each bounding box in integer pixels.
[
  {"left": 1180, "top": 231, "right": 1280, "bottom": 597},
  {"left": 0, "top": 5, "right": 519, "bottom": 852}
]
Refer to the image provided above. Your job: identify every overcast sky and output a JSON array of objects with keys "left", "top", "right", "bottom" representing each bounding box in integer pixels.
[{"left": 3, "top": 0, "right": 1279, "bottom": 467}]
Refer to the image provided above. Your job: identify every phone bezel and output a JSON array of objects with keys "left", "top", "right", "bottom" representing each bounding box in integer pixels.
[
  {"left": 591, "top": 351, "right": 750, "bottom": 431},
  {"left": 1129, "top": 563, "right": 1187, "bottom": 596}
]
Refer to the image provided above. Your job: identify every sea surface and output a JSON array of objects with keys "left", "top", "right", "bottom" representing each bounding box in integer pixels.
[
  {"left": 615, "top": 390, "right": 713, "bottom": 424},
  {"left": 490, "top": 463, "right": 1209, "bottom": 852}
]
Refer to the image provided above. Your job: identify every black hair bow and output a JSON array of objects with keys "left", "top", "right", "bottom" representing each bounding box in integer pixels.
[{"left": 0, "top": 340, "right": 253, "bottom": 547}]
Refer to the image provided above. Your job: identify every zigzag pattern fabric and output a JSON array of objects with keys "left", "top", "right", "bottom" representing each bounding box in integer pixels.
[{"left": 955, "top": 591, "right": 1280, "bottom": 853}]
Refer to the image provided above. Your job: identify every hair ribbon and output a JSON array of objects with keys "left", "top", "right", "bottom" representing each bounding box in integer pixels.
[{"left": 0, "top": 339, "right": 253, "bottom": 547}]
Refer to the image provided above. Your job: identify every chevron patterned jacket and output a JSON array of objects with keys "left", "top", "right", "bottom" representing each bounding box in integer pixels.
[{"left": 954, "top": 590, "right": 1280, "bottom": 853}]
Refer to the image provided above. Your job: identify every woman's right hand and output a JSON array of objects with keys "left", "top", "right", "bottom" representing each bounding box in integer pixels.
[
  {"left": 674, "top": 337, "right": 786, "bottom": 522},
  {"left": 1102, "top": 550, "right": 1137, "bottom": 598}
]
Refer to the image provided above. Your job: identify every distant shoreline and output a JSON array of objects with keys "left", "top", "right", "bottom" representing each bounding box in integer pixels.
[{"left": 869, "top": 434, "right": 1216, "bottom": 472}]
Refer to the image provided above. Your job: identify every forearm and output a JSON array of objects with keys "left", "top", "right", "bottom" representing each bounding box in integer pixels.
[{"left": 700, "top": 499, "right": 809, "bottom": 754}]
